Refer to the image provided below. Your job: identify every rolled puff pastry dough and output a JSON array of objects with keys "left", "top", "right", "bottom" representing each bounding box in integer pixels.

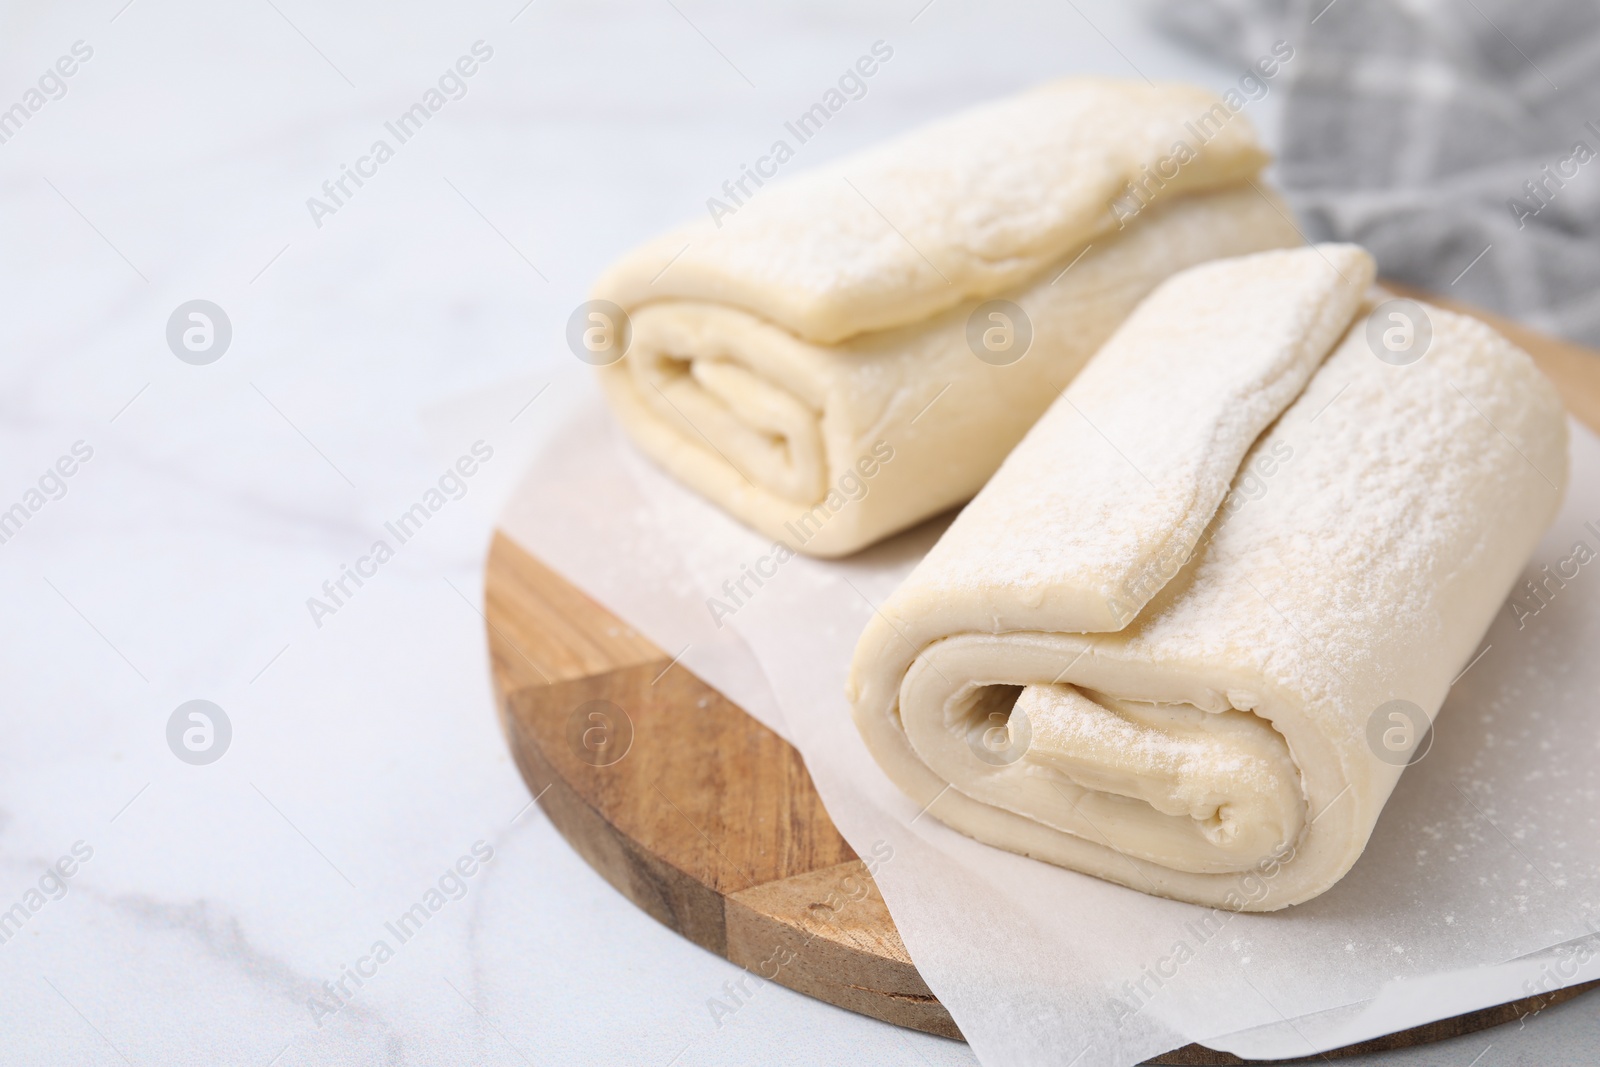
[
  {"left": 847, "top": 245, "right": 1569, "bottom": 909},
  {"left": 594, "top": 78, "right": 1303, "bottom": 557}
]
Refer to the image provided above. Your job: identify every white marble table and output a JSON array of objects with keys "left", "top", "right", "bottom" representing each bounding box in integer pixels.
[{"left": 0, "top": 1, "right": 1593, "bottom": 1063}]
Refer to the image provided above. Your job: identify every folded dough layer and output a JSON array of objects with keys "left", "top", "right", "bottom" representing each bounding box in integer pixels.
[
  {"left": 595, "top": 79, "right": 1303, "bottom": 558},
  {"left": 597, "top": 78, "right": 1273, "bottom": 344},
  {"left": 848, "top": 246, "right": 1569, "bottom": 909}
]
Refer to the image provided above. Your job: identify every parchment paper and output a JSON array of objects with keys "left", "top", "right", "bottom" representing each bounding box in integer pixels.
[{"left": 500, "top": 393, "right": 1600, "bottom": 1066}]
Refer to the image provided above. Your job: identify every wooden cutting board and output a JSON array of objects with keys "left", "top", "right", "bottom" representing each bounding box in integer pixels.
[{"left": 484, "top": 290, "right": 1600, "bottom": 1064}]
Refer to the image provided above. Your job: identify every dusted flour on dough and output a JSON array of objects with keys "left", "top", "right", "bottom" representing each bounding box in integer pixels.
[
  {"left": 906, "top": 244, "right": 1375, "bottom": 630},
  {"left": 847, "top": 246, "right": 1569, "bottom": 909},
  {"left": 597, "top": 78, "right": 1270, "bottom": 344}
]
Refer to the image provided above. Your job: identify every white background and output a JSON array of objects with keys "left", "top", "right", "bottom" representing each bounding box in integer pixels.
[{"left": 0, "top": 1, "right": 1593, "bottom": 1063}]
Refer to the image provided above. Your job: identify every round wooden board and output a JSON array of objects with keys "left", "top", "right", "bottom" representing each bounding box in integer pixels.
[{"left": 484, "top": 291, "right": 1600, "bottom": 1064}]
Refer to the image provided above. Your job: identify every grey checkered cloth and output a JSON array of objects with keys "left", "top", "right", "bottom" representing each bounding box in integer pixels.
[{"left": 1156, "top": 0, "right": 1600, "bottom": 346}]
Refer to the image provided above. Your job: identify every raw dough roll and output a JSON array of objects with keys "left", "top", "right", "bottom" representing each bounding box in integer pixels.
[
  {"left": 847, "top": 245, "right": 1569, "bottom": 909},
  {"left": 594, "top": 78, "right": 1302, "bottom": 557}
]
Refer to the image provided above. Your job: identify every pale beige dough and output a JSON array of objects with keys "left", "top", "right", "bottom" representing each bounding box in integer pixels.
[{"left": 847, "top": 245, "right": 1569, "bottom": 909}]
